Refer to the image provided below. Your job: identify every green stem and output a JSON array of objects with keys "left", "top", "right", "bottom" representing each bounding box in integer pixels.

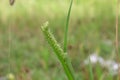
[
  {"left": 64, "top": 0, "right": 73, "bottom": 53},
  {"left": 89, "top": 56, "right": 94, "bottom": 80}
]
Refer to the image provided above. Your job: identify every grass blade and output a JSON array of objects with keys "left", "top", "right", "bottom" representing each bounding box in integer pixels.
[
  {"left": 64, "top": 0, "right": 73, "bottom": 52},
  {"left": 89, "top": 56, "right": 94, "bottom": 80}
]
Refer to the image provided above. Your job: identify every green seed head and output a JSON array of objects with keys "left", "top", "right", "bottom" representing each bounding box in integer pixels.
[{"left": 41, "top": 21, "right": 49, "bottom": 31}]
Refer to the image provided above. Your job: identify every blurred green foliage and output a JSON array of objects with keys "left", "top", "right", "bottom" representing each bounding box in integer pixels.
[{"left": 0, "top": 0, "right": 120, "bottom": 80}]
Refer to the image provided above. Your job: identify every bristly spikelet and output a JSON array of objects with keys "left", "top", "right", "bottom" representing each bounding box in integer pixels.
[
  {"left": 41, "top": 22, "right": 65, "bottom": 61},
  {"left": 41, "top": 21, "right": 49, "bottom": 31},
  {"left": 41, "top": 22, "right": 75, "bottom": 80}
]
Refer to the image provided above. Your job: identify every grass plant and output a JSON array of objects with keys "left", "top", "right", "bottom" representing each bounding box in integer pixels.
[
  {"left": 0, "top": 0, "right": 119, "bottom": 80},
  {"left": 40, "top": 0, "right": 76, "bottom": 80}
]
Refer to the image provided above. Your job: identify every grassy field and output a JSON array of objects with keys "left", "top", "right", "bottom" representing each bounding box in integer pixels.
[{"left": 0, "top": 0, "right": 120, "bottom": 80}]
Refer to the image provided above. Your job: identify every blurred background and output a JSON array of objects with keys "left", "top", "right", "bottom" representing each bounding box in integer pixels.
[{"left": 0, "top": 0, "right": 120, "bottom": 80}]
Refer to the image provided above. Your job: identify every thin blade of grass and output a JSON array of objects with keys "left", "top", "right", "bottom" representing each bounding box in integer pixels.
[
  {"left": 89, "top": 56, "right": 94, "bottom": 80},
  {"left": 115, "top": 0, "right": 120, "bottom": 79},
  {"left": 64, "top": 0, "right": 73, "bottom": 52}
]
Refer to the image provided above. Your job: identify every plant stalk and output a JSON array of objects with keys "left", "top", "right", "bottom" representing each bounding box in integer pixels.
[
  {"left": 41, "top": 22, "right": 75, "bottom": 80},
  {"left": 64, "top": 0, "right": 73, "bottom": 53},
  {"left": 115, "top": 0, "right": 120, "bottom": 79}
]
